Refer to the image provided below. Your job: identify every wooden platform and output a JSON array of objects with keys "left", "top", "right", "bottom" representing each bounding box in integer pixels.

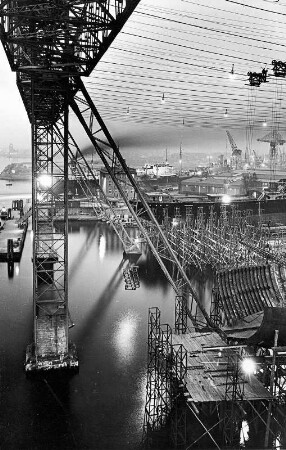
[{"left": 173, "top": 331, "right": 272, "bottom": 403}]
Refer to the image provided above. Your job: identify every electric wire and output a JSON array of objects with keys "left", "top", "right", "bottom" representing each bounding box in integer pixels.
[{"left": 83, "top": 0, "right": 286, "bottom": 132}]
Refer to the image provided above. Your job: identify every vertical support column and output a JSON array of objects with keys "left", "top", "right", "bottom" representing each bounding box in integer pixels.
[
  {"left": 222, "top": 349, "right": 245, "bottom": 448},
  {"left": 143, "top": 307, "right": 161, "bottom": 446},
  {"left": 264, "top": 329, "right": 279, "bottom": 448},
  {"left": 175, "top": 295, "right": 188, "bottom": 334},
  {"left": 25, "top": 79, "right": 77, "bottom": 373},
  {"left": 143, "top": 308, "right": 173, "bottom": 447},
  {"left": 170, "top": 344, "right": 187, "bottom": 449},
  {"left": 209, "top": 286, "right": 223, "bottom": 328},
  {"left": 158, "top": 323, "right": 173, "bottom": 427},
  {"left": 185, "top": 205, "right": 193, "bottom": 228}
]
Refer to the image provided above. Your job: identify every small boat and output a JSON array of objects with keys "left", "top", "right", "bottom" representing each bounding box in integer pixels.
[{"left": 6, "top": 182, "right": 12, "bottom": 186}]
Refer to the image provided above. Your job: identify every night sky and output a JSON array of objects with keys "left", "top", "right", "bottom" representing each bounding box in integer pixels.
[{"left": 1, "top": 0, "right": 285, "bottom": 160}]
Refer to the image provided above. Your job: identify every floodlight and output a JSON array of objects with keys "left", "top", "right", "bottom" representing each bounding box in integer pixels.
[
  {"left": 38, "top": 174, "right": 52, "bottom": 188},
  {"left": 241, "top": 358, "right": 256, "bottom": 375}
]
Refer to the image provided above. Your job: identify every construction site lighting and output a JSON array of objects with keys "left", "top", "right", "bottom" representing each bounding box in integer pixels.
[
  {"left": 241, "top": 357, "right": 256, "bottom": 375},
  {"left": 38, "top": 174, "right": 52, "bottom": 188},
  {"left": 222, "top": 194, "right": 231, "bottom": 204},
  {"left": 229, "top": 64, "right": 236, "bottom": 80}
]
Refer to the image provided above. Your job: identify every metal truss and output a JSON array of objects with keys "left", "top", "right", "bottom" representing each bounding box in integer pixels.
[
  {"left": 53, "top": 123, "right": 137, "bottom": 253},
  {"left": 70, "top": 79, "right": 213, "bottom": 330},
  {"left": 170, "top": 344, "right": 188, "bottom": 449},
  {"left": 0, "top": 0, "right": 140, "bottom": 79},
  {"left": 222, "top": 349, "right": 246, "bottom": 448},
  {"left": 0, "top": 0, "right": 141, "bottom": 371},
  {"left": 143, "top": 308, "right": 188, "bottom": 449},
  {"left": 161, "top": 206, "right": 286, "bottom": 274},
  {"left": 260, "top": 338, "right": 286, "bottom": 448},
  {"left": 175, "top": 296, "right": 188, "bottom": 335},
  {"left": 209, "top": 288, "right": 224, "bottom": 329},
  {"left": 28, "top": 77, "right": 74, "bottom": 369},
  {"left": 143, "top": 307, "right": 171, "bottom": 447}
]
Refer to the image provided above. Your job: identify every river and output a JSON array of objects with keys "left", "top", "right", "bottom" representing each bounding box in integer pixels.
[
  {"left": 1, "top": 156, "right": 285, "bottom": 449},
  {"left": 0, "top": 173, "right": 176, "bottom": 449}
]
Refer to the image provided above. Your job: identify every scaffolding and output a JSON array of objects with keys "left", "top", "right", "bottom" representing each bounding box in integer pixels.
[
  {"left": 222, "top": 348, "right": 246, "bottom": 448},
  {"left": 151, "top": 205, "right": 286, "bottom": 274},
  {"left": 143, "top": 308, "right": 188, "bottom": 448},
  {"left": 143, "top": 308, "right": 286, "bottom": 449}
]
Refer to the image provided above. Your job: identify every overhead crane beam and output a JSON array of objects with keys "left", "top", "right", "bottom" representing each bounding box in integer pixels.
[
  {"left": 69, "top": 80, "right": 213, "bottom": 329},
  {"left": 53, "top": 123, "right": 137, "bottom": 252}
]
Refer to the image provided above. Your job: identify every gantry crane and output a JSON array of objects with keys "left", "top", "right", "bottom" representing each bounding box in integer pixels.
[
  {"left": 257, "top": 129, "right": 286, "bottom": 177},
  {"left": 0, "top": 0, "right": 141, "bottom": 373},
  {"left": 226, "top": 130, "right": 243, "bottom": 169},
  {"left": 0, "top": 0, "right": 214, "bottom": 373}
]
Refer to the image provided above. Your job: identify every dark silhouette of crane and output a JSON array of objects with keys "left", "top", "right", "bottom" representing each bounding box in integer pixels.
[
  {"left": 258, "top": 130, "right": 286, "bottom": 183},
  {"left": 226, "top": 131, "right": 242, "bottom": 168},
  {"left": 0, "top": 0, "right": 141, "bottom": 373}
]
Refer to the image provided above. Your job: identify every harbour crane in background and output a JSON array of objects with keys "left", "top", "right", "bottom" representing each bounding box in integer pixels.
[
  {"left": 226, "top": 130, "right": 242, "bottom": 168},
  {"left": 258, "top": 129, "right": 286, "bottom": 181}
]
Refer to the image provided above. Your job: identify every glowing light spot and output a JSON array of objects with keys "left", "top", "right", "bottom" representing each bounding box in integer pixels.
[
  {"left": 98, "top": 234, "right": 106, "bottom": 260},
  {"left": 240, "top": 420, "right": 249, "bottom": 445},
  {"left": 241, "top": 358, "right": 256, "bottom": 375},
  {"left": 38, "top": 174, "right": 52, "bottom": 188},
  {"left": 114, "top": 310, "right": 139, "bottom": 363},
  {"left": 222, "top": 194, "right": 231, "bottom": 204}
]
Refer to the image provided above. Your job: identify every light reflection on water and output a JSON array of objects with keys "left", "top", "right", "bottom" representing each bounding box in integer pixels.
[
  {"left": 113, "top": 309, "right": 140, "bottom": 364},
  {"left": 1, "top": 219, "right": 284, "bottom": 448},
  {"left": 98, "top": 233, "right": 106, "bottom": 260},
  {"left": 0, "top": 221, "right": 175, "bottom": 449}
]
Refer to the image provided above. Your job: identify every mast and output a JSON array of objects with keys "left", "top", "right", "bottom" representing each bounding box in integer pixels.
[{"left": 179, "top": 142, "right": 182, "bottom": 175}]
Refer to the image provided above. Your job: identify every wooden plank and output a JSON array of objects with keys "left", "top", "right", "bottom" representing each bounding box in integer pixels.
[{"left": 173, "top": 332, "right": 272, "bottom": 403}]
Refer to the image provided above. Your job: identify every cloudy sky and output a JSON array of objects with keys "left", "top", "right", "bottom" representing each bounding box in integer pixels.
[
  {"left": 0, "top": 47, "right": 30, "bottom": 150},
  {"left": 1, "top": 0, "right": 286, "bottom": 158}
]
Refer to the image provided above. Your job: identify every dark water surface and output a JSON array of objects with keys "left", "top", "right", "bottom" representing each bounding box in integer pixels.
[{"left": 0, "top": 221, "right": 175, "bottom": 449}]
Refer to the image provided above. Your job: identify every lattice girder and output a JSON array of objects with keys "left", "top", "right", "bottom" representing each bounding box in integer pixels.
[
  {"left": 32, "top": 91, "right": 69, "bottom": 359},
  {"left": 70, "top": 80, "right": 214, "bottom": 329},
  {"left": 0, "top": 0, "right": 139, "bottom": 75}
]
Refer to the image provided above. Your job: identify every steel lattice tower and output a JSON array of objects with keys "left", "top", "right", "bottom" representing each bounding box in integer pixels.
[{"left": 0, "top": 0, "right": 141, "bottom": 372}]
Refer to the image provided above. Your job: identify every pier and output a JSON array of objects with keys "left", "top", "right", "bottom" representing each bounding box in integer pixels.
[{"left": 0, "top": 200, "right": 28, "bottom": 262}]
